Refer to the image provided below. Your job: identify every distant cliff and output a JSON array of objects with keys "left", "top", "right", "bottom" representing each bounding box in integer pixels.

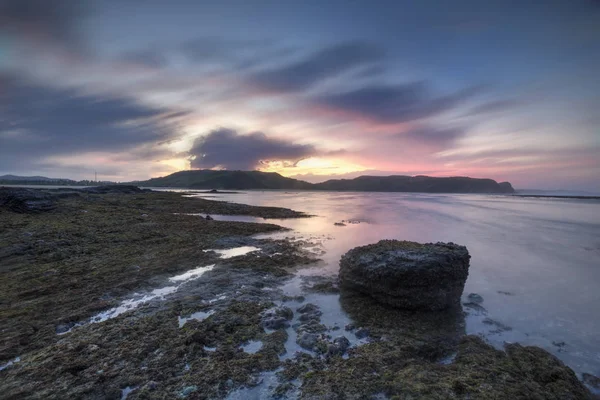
[
  {"left": 313, "top": 175, "right": 515, "bottom": 193},
  {"left": 131, "top": 170, "right": 515, "bottom": 193}
]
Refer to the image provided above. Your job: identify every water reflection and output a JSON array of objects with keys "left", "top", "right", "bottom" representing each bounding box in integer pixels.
[
  {"left": 195, "top": 191, "right": 600, "bottom": 376},
  {"left": 339, "top": 290, "right": 466, "bottom": 360}
]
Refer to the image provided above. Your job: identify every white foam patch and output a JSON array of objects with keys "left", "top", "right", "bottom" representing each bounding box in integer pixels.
[
  {"left": 169, "top": 264, "right": 215, "bottom": 282},
  {"left": 0, "top": 356, "right": 20, "bottom": 372},
  {"left": 209, "top": 295, "right": 227, "bottom": 303},
  {"left": 178, "top": 310, "right": 215, "bottom": 327},
  {"left": 58, "top": 264, "right": 217, "bottom": 334},
  {"left": 91, "top": 286, "right": 179, "bottom": 323},
  {"left": 206, "top": 246, "right": 260, "bottom": 259}
]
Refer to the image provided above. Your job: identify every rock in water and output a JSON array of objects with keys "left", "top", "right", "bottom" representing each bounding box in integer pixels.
[{"left": 339, "top": 240, "right": 470, "bottom": 311}]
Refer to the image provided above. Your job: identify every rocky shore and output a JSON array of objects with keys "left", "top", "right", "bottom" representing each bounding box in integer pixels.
[{"left": 0, "top": 187, "right": 596, "bottom": 399}]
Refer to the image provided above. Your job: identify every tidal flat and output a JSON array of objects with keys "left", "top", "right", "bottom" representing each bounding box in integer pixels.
[{"left": 0, "top": 188, "right": 597, "bottom": 399}]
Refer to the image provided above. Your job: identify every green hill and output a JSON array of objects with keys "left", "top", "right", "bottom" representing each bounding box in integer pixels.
[{"left": 133, "top": 170, "right": 313, "bottom": 190}]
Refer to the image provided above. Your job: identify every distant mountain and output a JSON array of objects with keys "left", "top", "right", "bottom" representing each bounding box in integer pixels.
[
  {"left": 131, "top": 170, "right": 313, "bottom": 190},
  {"left": 0, "top": 174, "right": 64, "bottom": 182},
  {"left": 0, "top": 175, "right": 79, "bottom": 185},
  {"left": 132, "top": 170, "right": 515, "bottom": 193},
  {"left": 0, "top": 175, "right": 110, "bottom": 186}
]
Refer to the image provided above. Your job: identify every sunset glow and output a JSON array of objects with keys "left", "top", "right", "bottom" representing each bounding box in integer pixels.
[{"left": 0, "top": 1, "right": 598, "bottom": 191}]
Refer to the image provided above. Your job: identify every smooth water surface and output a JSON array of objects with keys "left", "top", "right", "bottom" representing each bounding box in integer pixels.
[{"left": 190, "top": 190, "right": 600, "bottom": 377}]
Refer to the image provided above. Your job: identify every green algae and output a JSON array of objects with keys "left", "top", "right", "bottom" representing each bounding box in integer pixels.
[
  {"left": 0, "top": 190, "right": 302, "bottom": 362},
  {"left": 295, "top": 290, "right": 593, "bottom": 399}
]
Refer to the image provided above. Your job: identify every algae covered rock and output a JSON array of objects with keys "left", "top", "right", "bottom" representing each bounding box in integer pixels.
[{"left": 339, "top": 240, "right": 470, "bottom": 310}]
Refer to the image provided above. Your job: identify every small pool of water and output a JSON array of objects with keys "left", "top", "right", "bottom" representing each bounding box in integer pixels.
[
  {"left": 178, "top": 310, "right": 215, "bottom": 327},
  {"left": 240, "top": 340, "right": 263, "bottom": 354}
]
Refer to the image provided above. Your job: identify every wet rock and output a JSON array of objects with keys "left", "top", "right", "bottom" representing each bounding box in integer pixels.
[
  {"left": 282, "top": 295, "right": 305, "bottom": 303},
  {"left": 302, "top": 276, "right": 340, "bottom": 294},
  {"left": 56, "top": 322, "right": 76, "bottom": 334},
  {"left": 205, "top": 214, "right": 214, "bottom": 221},
  {"left": 344, "top": 323, "right": 355, "bottom": 331},
  {"left": 297, "top": 332, "right": 319, "bottom": 350},
  {"left": 462, "top": 301, "right": 488, "bottom": 315},
  {"left": 332, "top": 336, "right": 350, "bottom": 353},
  {"left": 467, "top": 293, "right": 483, "bottom": 304},
  {"left": 497, "top": 290, "right": 514, "bottom": 296},
  {"left": 354, "top": 327, "right": 370, "bottom": 339},
  {"left": 297, "top": 303, "right": 319, "bottom": 314},
  {"left": 261, "top": 306, "right": 293, "bottom": 330},
  {"left": 339, "top": 240, "right": 470, "bottom": 311},
  {"left": 265, "top": 305, "right": 293, "bottom": 320},
  {"left": 296, "top": 320, "right": 328, "bottom": 335},
  {"left": 582, "top": 373, "right": 600, "bottom": 390},
  {"left": 552, "top": 341, "right": 567, "bottom": 352},
  {"left": 262, "top": 316, "right": 289, "bottom": 330},
  {"left": 482, "top": 318, "right": 512, "bottom": 333},
  {"left": 180, "top": 385, "right": 198, "bottom": 397},
  {"left": 299, "top": 309, "right": 322, "bottom": 323}
]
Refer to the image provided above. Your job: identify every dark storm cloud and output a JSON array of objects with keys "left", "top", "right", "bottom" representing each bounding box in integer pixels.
[
  {"left": 189, "top": 128, "right": 317, "bottom": 170},
  {"left": 182, "top": 37, "right": 298, "bottom": 70},
  {"left": 120, "top": 49, "right": 168, "bottom": 68},
  {"left": 0, "top": 75, "right": 186, "bottom": 169},
  {"left": 464, "top": 99, "right": 520, "bottom": 116},
  {"left": 183, "top": 37, "right": 266, "bottom": 62},
  {"left": 315, "top": 82, "right": 481, "bottom": 123},
  {"left": 249, "top": 42, "right": 385, "bottom": 92},
  {"left": 395, "top": 125, "right": 467, "bottom": 149},
  {"left": 400, "top": 126, "right": 465, "bottom": 143},
  {"left": 0, "top": 0, "right": 86, "bottom": 47}
]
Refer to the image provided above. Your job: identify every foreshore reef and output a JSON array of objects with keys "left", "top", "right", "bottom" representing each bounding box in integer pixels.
[{"left": 0, "top": 186, "right": 595, "bottom": 399}]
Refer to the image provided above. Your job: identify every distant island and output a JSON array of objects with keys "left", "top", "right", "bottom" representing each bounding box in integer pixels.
[
  {"left": 1, "top": 171, "right": 515, "bottom": 193},
  {"left": 0, "top": 174, "right": 110, "bottom": 187}
]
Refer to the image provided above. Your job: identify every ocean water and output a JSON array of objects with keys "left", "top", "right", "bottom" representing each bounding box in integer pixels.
[{"left": 190, "top": 190, "right": 600, "bottom": 377}]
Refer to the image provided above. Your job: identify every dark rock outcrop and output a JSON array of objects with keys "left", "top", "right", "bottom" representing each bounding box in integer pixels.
[
  {"left": 81, "top": 185, "right": 148, "bottom": 194},
  {"left": 0, "top": 188, "right": 78, "bottom": 213},
  {"left": 339, "top": 240, "right": 470, "bottom": 311}
]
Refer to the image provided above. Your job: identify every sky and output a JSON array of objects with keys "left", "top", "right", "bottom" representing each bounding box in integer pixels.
[{"left": 0, "top": 0, "right": 598, "bottom": 190}]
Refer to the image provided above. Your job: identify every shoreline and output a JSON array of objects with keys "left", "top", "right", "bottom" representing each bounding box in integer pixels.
[{"left": 0, "top": 187, "right": 597, "bottom": 398}]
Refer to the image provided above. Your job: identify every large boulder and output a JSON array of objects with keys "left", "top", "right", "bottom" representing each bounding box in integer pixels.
[{"left": 339, "top": 240, "right": 470, "bottom": 311}]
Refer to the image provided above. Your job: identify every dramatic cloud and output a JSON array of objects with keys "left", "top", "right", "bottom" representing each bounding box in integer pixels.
[
  {"left": 189, "top": 128, "right": 317, "bottom": 170},
  {"left": 464, "top": 99, "right": 520, "bottom": 116},
  {"left": 250, "top": 42, "right": 385, "bottom": 92},
  {"left": 0, "top": 0, "right": 86, "bottom": 47},
  {"left": 315, "top": 83, "right": 481, "bottom": 124},
  {"left": 396, "top": 125, "right": 467, "bottom": 149},
  {"left": 0, "top": 75, "right": 186, "bottom": 170},
  {"left": 120, "top": 49, "right": 168, "bottom": 69}
]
